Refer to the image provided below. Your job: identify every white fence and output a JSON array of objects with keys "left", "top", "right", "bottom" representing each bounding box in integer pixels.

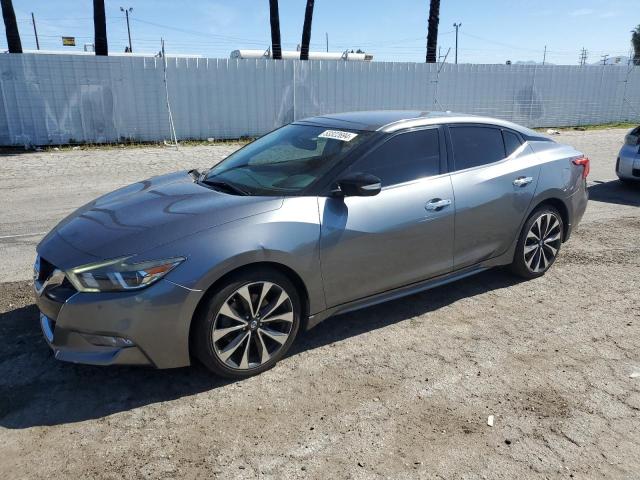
[{"left": 1, "top": 53, "right": 639, "bottom": 146}]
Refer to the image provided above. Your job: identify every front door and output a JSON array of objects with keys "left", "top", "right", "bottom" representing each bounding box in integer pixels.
[{"left": 318, "top": 126, "right": 455, "bottom": 307}]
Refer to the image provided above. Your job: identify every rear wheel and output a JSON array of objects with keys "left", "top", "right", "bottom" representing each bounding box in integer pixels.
[
  {"left": 193, "top": 268, "right": 301, "bottom": 378},
  {"left": 510, "top": 206, "right": 563, "bottom": 279}
]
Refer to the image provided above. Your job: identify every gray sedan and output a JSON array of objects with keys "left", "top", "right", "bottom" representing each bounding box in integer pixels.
[
  {"left": 616, "top": 126, "right": 640, "bottom": 183},
  {"left": 34, "top": 111, "right": 589, "bottom": 378}
]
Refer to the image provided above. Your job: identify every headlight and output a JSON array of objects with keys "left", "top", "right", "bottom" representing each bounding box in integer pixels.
[{"left": 66, "top": 256, "right": 185, "bottom": 293}]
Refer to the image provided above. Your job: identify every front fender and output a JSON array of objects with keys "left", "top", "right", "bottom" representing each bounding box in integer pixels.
[{"left": 139, "top": 197, "right": 326, "bottom": 315}]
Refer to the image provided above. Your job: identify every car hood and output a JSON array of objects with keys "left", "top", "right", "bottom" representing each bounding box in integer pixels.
[{"left": 39, "top": 171, "right": 283, "bottom": 262}]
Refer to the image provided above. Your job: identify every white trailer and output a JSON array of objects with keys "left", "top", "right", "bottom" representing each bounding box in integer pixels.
[{"left": 230, "top": 49, "right": 373, "bottom": 61}]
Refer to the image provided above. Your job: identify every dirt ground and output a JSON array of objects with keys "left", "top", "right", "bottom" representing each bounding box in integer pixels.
[{"left": 1, "top": 128, "right": 639, "bottom": 479}]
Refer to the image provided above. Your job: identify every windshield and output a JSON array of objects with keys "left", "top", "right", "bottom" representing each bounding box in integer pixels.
[{"left": 204, "top": 124, "right": 372, "bottom": 195}]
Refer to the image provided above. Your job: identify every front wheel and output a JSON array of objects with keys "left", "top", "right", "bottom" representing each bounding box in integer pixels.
[
  {"left": 510, "top": 206, "right": 564, "bottom": 279},
  {"left": 193, "top": 268, "right": 302, "bottom": 378}
]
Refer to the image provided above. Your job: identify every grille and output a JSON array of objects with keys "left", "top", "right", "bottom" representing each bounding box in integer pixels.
[
  {"left": 37, "top": 256, "right": 56, "bottom": 283},
  {"left": 38, "top": 256, "right": 77, "bottom": 302}
]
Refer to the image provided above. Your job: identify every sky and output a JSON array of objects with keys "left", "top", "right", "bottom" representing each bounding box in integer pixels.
[{"left": 1, "top": 0, "right": 638, "bottom": 64}]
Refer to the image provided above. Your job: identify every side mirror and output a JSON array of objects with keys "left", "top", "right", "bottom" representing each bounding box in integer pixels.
[{"left": 334, "top": 172, "right": 382, "bottom": 197}]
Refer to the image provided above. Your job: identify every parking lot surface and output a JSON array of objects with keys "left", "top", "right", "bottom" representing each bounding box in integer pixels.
[{"left": 1, "top": 129, "right": 639, "bottom": 479}]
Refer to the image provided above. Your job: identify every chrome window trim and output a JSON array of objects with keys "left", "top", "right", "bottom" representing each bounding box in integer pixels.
[{"left": 378, "top": 171, "right": 451, "bottom": 192}]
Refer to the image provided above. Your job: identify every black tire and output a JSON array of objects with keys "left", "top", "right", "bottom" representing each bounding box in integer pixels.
[
  {"left": 193, "top": 267, "right": 302, "bottom": 378},
  {"left": 510, "top": 205, "right": 564, "bottom": 279}
]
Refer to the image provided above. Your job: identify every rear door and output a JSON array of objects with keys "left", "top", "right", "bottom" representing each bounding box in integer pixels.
[
  {"left": 448, "top": 124, "right": 540, "bottom": 269},
  {"left": 319, "top": 127, "right": 455, "bottom": 307}
]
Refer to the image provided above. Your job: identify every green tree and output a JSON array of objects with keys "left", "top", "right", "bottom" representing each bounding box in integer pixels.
[{"left": 633, "top": 25, "right": 640, "bottom": 65}]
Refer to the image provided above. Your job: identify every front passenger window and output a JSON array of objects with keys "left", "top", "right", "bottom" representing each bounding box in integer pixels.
[
  {"left": 348, "top": 128, "right": 441, "bottom": 187},
  {"left": 450, "top": 126, "right": 505, "bottom": 171}
]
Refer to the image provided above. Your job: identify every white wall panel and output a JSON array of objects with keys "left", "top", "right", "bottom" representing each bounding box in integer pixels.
[{"left": 0, "top": 53, "right": 638, "bottom": 145}]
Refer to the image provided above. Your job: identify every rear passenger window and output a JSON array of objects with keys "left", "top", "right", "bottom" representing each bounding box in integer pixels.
[
  {"left": 503, "top": 130, "right": 522, "bottom": 156},
  {"left": 349, "top": 128, "right": 440, "bottom": 186},
  {"left": 450, "top": 126, "right": 505, "bottom": 171}
]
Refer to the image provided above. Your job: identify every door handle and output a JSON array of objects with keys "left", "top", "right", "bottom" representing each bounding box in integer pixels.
[
  {"left": 425, "top": 198, "right": 452, "bottom": 211},
  {"left": 513, "top": 176, "right": 533, "bottom": 187}
]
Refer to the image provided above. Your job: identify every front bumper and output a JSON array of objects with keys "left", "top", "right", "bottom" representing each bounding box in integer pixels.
[
  {"left": 40, "top": 312, "right": 152, "bottom": 366},
  {"left": 35, "top": 277, "right": 203, "bottom": 369}
]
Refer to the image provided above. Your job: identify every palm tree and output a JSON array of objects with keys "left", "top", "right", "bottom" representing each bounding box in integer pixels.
[
  {"left": 300, "top": 0, "right": 315, "bottom": 60},
  {"left": 426, "top": 0, "right": 440, "bottom": 63},
  {"left": 269, "top": 0, "right": 282, "bottom": 59},
  {"left": 93, "top": 0, "right": 108, "bottom": 56},
  {"left": 632, "top": 25, "right": 640, "bottom": 66},
  {"left": 0, "top": 0, "right": 22, "bottom": 53}
]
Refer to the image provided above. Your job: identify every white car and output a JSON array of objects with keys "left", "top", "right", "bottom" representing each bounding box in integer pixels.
[{"left": 617, "top": 126, "right": 640, "bottom": 184}]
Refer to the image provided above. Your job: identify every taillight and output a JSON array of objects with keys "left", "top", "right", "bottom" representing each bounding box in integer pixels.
[{"left": 572, "top": 156, "right": 590, "bottom": 179}]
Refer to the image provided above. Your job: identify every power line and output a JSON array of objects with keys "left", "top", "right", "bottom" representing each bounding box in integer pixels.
[
  {"left": 6, "top": 32, "right": 630, "bottom": 60},
  {"left": 129, "top": 17, "right": 268, "bottom": 45},
  {"left": 12, "top": 14, "right": 627, "bottom": 60},
  {"left": 460, "top": 31, "right": 541, "bottom": 53},
  {"left": 5, "top": 14, "right": 632, "bottom": 65}
]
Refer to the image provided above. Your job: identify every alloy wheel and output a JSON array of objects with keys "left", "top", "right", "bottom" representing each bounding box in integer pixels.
[
  {"left": 212, "top": 281, "right": 294, "bottom": 370},
  {"left": 524, "top": 213, "right": 562, "bottom": 273}
]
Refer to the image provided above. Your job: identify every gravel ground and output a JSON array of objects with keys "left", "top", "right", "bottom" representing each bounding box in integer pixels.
[{"left": 1, "top": 128, "right": 639, "bottom": 479}]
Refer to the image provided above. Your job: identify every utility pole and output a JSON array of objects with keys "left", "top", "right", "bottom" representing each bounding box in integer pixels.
[
  {"left": 453, "top": 22, "right": 461, "bottom": 64},
  {"left": 542, "top": 45, "right": 546, "bottom": 65},
  {"left": 601, "top": 54, "right": 609, "bottom": 66},
  {"left": 120, "top": 6, "right": 133, "bottom": 53},
  {"left": 326, "top": 32, "right": 328, "bottom": 52},
  {"left": 579, "top": 47, "right": 588, "bottom": 66},
  {"left": 31, "top": 12, "right": 39, "bottom": 50}
]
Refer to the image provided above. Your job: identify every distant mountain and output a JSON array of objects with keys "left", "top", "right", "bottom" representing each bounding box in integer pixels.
[
  {"left": 509, "top": 56, "right": 631, "bottom": 66},
  {"left": 513, "top": 60, "right": 555, "bottom": 65}
]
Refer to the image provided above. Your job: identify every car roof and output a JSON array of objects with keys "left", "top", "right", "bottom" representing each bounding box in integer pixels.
[
  {"left": 294, "top": 110, "right": 549, "bottom": 141},
  {"left": 295, "top": 110, "right": 443, "bottom": 131}
]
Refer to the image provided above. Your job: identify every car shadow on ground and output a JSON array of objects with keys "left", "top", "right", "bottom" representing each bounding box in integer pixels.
[
  {"left": 0, "top": 269, "right": 522, "bottom": 429},
  {"left": 588, "top": 180, "right": 640, "bottom": 207}
]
